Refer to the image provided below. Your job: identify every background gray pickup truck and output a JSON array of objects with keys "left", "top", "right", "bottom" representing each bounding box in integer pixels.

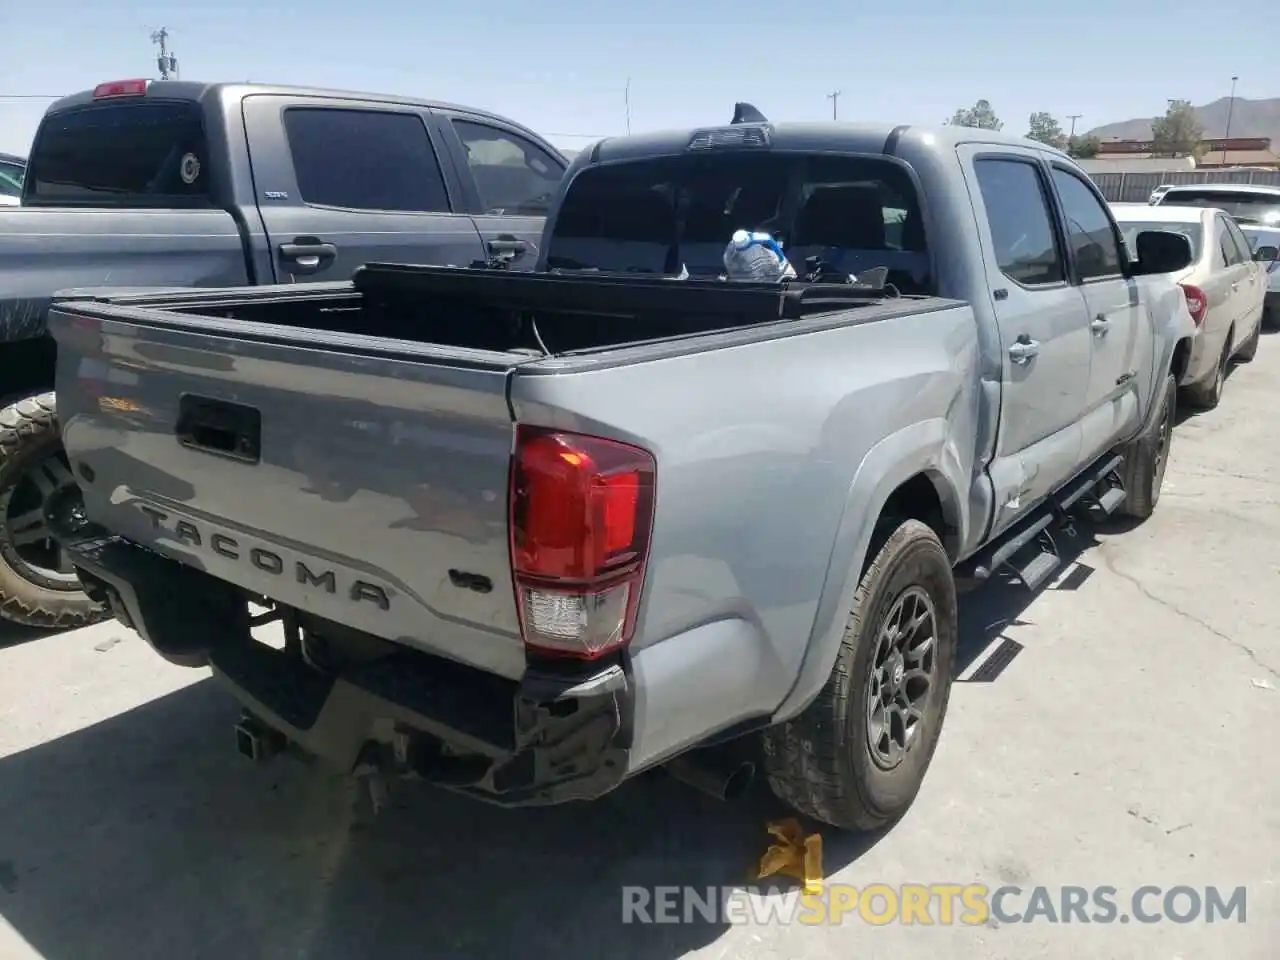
[
  {"left": 45, "top": 116, "right": 1195, "bottom": 831},
  {"left": 0, "top": 78, "right": 567, "bottom": 627}
]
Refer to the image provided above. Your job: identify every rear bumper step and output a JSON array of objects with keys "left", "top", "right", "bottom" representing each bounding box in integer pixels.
[{"left": 57, "top": 522, "right": 633, "bottom": 807}]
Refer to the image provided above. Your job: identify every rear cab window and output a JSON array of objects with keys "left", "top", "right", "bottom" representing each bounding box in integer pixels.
[
  {"left": 24, "top": 101, "right": 210, "bottom": 206},
  {"left": 1114, "top": 219, "right": 1203, "bottom": 262},
  {"left": 546, "top": 152, "right": 931, "bottom": 294}
]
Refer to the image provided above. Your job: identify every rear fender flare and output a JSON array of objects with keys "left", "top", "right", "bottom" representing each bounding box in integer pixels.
[{"left": 771, "top": 418, "right": 965, "bottom": 722}]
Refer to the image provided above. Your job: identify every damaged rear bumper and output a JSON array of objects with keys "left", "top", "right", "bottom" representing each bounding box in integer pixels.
[{"left": 60, "top": 526, "right": 632, "bottom": 808}]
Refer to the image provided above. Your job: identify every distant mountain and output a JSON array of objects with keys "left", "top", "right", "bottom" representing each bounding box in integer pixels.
[{"left": 1087, "top": 97, "right": 1280, "bottom": 144}]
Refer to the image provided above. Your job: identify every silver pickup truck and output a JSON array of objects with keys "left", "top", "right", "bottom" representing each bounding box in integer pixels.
[
  {"left": 43, "top": 114, "right": 1196, "bottom": 831},
  {"left": 0, "top": 78, "right": 566, "bottom": 629}
]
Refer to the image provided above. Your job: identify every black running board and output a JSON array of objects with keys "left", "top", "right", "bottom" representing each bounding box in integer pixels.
[{"left": 961, "top": 453, "right": 1125, "bottom": 591}]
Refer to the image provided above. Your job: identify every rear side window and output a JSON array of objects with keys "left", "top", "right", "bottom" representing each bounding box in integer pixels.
[
  {"left": 547, "top": 152, "right": 931, "bottom": 293},
  {"left": 26, "top": 102, "right": 209, "bottom": 206},
  {"left": 283, "top": 108, "right": 450, "bottom": 213},
  {"left": 972, "top": 158, "right": 1065, "bottom": 287},
  {"left": 1223, "top": 217, "right": 1255, "bottom": 263},
  {"left": 1216, "top": 216, "right": 1243, "bottom": 266}
]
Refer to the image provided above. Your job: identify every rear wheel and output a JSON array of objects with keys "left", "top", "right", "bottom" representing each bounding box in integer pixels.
[
  {"left": 0, "top": 393, "right": 106, "bottom": 629},
  {"left": 1116, "top": 373, "right": 1176, "bottom": 521},
  {"left": 761, "top": 518, "right": 957, "bottom": 831},
  {"left": 1184, "top": 331, "right": 1231, "bottom": 410},
  {"left": 1235, "top": 318, "right": 1260, "bottom": 363}
]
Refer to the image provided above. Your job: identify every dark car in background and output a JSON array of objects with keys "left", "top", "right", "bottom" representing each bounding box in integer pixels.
[{"left": 0, "top": 152, "right": 25, "bottom": 205}]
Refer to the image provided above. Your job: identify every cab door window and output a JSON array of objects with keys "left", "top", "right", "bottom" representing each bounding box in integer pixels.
[
  {"left": 1050, "top": 167, "right": 1124, "bottom": 281},
  {"left": 452, "top": 120, "right": 564, "bottom": 215}
]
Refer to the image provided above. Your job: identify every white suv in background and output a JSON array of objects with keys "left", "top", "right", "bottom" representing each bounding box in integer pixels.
[{"left": 1153, "top": 182, "right": 1280, "bottom": 224}]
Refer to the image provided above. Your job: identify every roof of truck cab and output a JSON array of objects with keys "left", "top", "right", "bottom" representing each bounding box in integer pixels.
[
  {"left": 41, "top": 80, "right": 558, "bottom": 149},
  {"left": 579, "top": 121, "right": 1072, "bottom": 166}
]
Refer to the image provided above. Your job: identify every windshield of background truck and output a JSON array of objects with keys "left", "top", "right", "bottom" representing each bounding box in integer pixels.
[
  {"left": 546, "top": 153, "right": 930, "bottom": 292},
  {"left": 0, "top": 170, "right": 20, "bottom": 199},
  {"left": 1115, "top": 219, "right": 1204, "bottom": 261},
  {"left": 1160, "top": 188, "right": 1280, "bottom": 226},
  {"left": 24, "top": 101, "right": 210, "bottom": 206}
]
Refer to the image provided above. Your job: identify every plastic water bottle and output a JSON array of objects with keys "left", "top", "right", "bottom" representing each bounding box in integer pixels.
[{"left": 723, "top": 229, "right": 797, "bottom": 282}]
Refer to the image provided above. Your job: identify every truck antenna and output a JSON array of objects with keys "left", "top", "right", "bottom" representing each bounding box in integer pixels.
[{"left": 731, "top": 102, "right": 768, "bottom": 125}]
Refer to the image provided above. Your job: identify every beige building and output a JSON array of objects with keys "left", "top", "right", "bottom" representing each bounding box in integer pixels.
[{"left": 1091, "top": 136, "right": 1280, "bottom": 169}]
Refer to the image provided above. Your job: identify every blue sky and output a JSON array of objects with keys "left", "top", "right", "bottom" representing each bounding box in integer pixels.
[{"left": 0, "top": 0, "right": 1270, "bottom": 157}]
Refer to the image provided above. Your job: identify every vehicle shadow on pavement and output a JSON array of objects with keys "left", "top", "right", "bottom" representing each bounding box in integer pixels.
[
  {"left": 0, "top": 621, "right": 60, "bottom": 651},
  {"left": 0, "top": 528, "right": 1101, "bottom": 960},
  {"left": 0, "top": 676, "right": 889, "bottom": 960}
]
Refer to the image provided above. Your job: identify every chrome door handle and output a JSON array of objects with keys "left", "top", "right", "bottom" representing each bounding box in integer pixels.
[
  {"left": 1009, "top": 337, "right": 1040, "bottom": 364},
  {"left": 1091, "top": 314, "right": 1109, "bottom": 336},
  {"left": 1232, "top": 281, "right": 1240, "bottom": 291}
]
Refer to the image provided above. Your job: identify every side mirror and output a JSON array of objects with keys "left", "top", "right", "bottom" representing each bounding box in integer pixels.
[
  {"left": 1253, "top": 245, "right": 1278, "bottom": 263},
  {"left": 1131, "top": 229, "right": 1193, "bottom": 276}
]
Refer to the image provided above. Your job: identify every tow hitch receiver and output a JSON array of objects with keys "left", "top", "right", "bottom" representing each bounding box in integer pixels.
[{"left": 234, "top": 711, "right": 285, "bottom": 762}]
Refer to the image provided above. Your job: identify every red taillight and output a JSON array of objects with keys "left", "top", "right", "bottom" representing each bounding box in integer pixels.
[
  {"left": 92, "top": 79, "right": 149, "bottom": 99},
  {"left": 1180, "top": 283, "right": 1207, "bottom": 326},
  {"left": 509, "top": 426, "right": 656, "bottom": 660}
]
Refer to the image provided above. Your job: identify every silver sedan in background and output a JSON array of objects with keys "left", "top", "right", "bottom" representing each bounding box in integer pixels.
[{"left": 1112, "top": 202, "right": 1267, "bottom": 409}]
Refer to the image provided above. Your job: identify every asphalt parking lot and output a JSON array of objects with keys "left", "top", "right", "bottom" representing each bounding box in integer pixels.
[{"left": 1, "top": 340, "right": 1277, "bottom": 960}]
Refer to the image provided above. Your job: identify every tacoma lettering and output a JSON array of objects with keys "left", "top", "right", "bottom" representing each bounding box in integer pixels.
[{"left": 133, "top": 504, "right": 390, "bottom": 610}]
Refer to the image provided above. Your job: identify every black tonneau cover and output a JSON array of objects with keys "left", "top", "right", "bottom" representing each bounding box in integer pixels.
[{"left": 352, "top": 262, "right": 896, "bottom": 322}]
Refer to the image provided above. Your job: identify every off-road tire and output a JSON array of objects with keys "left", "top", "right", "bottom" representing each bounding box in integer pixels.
[
  {"left": 1235, "top": 319, "right": 1260, "bottom": 363},
  {"left": 1116, "top": 373, "right": 1176, "bottom": 521},
  {"left": 761, "top": 519, "right": 957, "bottom": 831},
  {"left": 1183, "top": 330, "right": 1232, "bottom": 410},
  {"left": 0, "top": 392, "right": 105, "bottom": 629}
]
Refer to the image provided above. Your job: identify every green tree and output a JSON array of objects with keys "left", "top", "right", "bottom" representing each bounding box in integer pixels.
[
  {"left": 948, "top": 100, "right": 1002, "bottom": 131},
  {"left": 1066, "top": 134, "right": 1101, "bottom": 159},
  {"left": 1026, "top": 112, "right": 1066, "bottom": 149},
  {"left": 1151, "top": 100, "right": 1203, "bottom": 157}
]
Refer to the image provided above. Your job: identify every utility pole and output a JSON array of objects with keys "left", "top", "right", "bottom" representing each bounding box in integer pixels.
[
  {"left": 1222, "top": 75, "right": 1239, "bottom": 166},
  {"left": 151, "top": 28, "right": 179, "bottom": 80},
  {"left": 1067, "top": 114, "right": 1082, "bottom": 138},
  {"left": 826, "top": 90, "right": 841, "bottom": 121},
  {"left": 624, "top": 77, "right": 631, "bottom": 135}
]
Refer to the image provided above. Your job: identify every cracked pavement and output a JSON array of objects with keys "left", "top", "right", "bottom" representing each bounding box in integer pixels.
[{"left": 1, "top": 345, "right": 1278, "bottom": 960}]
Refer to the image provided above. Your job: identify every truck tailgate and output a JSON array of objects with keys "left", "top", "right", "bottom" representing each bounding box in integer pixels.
[{"left": 49, "top": 306, "right": 528, "bottom": 680}]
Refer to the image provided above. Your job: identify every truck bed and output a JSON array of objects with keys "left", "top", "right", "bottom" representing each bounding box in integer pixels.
[{"left": 48, "top": 266, "right": 968, "bottom": 687}]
